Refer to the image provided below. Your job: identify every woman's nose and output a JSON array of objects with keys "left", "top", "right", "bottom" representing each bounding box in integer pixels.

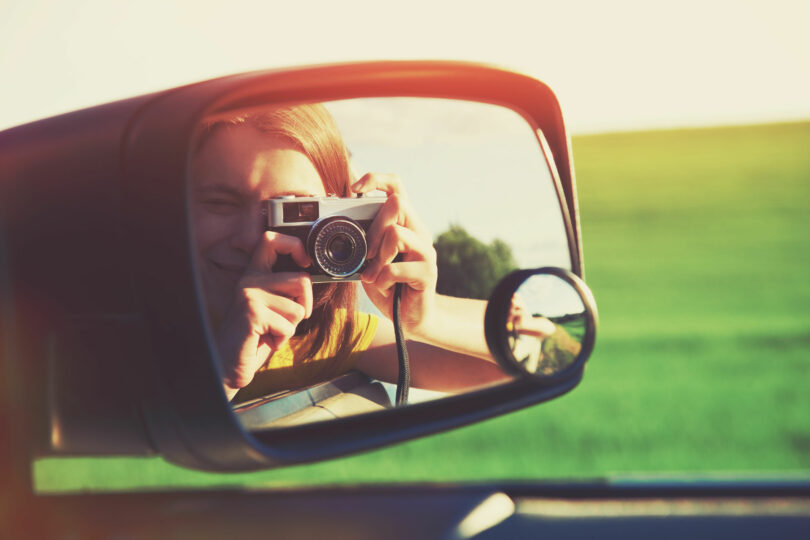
[{"left": 229, "top": 207, "right": 263, "bottom": 254}]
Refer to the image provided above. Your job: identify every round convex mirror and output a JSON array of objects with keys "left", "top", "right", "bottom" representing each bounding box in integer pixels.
[{"left": 485, "top": 267, "right": 597, "bottom": 379}]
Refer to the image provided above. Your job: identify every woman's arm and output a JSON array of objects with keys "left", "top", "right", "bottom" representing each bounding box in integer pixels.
[
  {"left": 351, "top": 172, "right": 508, "bottom": 391},
  {"left": 407, "top": 294, "right": 492, "bottom": 361},
  {"left": 355, "top": 315, "right": 509, "bottom": 392}
]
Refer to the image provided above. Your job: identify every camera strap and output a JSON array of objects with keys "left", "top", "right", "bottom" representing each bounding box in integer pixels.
[{"left": 393, "top": 282, "right": 410, "bottom": 406}]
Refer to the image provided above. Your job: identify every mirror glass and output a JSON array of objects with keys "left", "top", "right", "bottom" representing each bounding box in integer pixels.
[
  {"left": 188, "top": 97, "right": 571, "bottom": 431},
  {"left": 504, "top": 272, "right": 588, "bottom": 375}
]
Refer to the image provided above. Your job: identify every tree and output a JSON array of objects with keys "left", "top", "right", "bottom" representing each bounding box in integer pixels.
[{"left": 433, "top": 224, "right": 518, "bottom": 299}]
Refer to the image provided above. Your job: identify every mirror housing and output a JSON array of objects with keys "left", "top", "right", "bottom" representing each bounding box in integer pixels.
[{"left": 0, "top": 61, "right": 589, "bottom": 473}]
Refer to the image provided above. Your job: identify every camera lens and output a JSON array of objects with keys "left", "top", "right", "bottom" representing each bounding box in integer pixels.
[
  {"left": 327, "top": 233, "right": 354, "bottom": 264},
  {"left": 308, "top": 217, "right": 368, "bottom": 278}
]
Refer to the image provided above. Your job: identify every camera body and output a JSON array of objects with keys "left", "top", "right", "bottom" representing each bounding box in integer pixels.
[{"left": 264, "top": 194, "right": 385, "bottom": 282}]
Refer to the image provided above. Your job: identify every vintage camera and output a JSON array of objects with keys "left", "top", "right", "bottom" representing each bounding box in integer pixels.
[{"left": 264, "top": 194, "right": 386, "bottom": 282}]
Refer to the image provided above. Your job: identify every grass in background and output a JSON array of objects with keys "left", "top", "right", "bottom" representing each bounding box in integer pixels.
[{"left": 35, "top": 121, "right": 810, "bottom": 491}]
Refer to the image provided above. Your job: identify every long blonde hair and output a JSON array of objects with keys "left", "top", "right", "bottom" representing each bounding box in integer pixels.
[{"left": 197, "top": 104, "right": 358, "bottom": 366}]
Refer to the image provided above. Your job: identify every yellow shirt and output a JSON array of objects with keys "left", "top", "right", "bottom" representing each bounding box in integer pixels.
[{"left": 235, "top": 309, "right": 378, "bottom": 402}]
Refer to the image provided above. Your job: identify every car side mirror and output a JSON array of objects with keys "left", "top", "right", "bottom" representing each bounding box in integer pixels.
[{"left": 0, "top": 61, "right": 595, "bottom": 473}]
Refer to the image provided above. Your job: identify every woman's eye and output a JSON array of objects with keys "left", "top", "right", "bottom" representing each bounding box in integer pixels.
[{"left": 202, "top": 198, "right": 241, "bottom": 212}]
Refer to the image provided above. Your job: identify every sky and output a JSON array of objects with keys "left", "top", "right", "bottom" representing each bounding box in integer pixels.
[
  {"left": 326, "top": 97, "right": 572, "bottom": 268},
  {"left": 1, "top": 0, "right": 808, "bottom": 134}
]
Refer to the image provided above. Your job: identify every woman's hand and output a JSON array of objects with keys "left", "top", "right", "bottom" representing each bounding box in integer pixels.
[
  {"left": 508, "top": 293, "right": 529, "bottom": 331},
  {"left": 216, "top": 232, "right": 313, "bottom": 400},
  {"left": 353, "top": 173, "right": 438, "bottom": 338},
  {"left": 509, "top": 293, "right": 556, "bottom": 338}
]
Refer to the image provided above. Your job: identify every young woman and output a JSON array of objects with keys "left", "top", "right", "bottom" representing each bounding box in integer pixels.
[{"left": 190, "top": 104, "right": 508, "bottom": 402}]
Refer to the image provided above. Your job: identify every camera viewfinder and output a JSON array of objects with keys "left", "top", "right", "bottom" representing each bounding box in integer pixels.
[{"left": 283, "top": 201, "right": 319, "bottom": 223}]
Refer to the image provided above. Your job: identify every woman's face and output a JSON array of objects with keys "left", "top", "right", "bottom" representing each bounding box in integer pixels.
[{"left": 191, "top": 125, "right": 326, "bottom": 323}]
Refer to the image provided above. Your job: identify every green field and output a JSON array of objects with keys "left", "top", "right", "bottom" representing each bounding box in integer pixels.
[{"left": 35, "top": 121, "right": 810, "bottom": 491}]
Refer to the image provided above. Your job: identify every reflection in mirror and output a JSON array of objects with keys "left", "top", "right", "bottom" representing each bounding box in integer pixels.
[
  {"left": 188, "top": 98, "right": 571, "bottom": 430},
  {"left": 508, "top": 274, "right": 586, "bottom": 375},
  {"left": 486, "top": 268, "right": 596, "bottom": 378}
]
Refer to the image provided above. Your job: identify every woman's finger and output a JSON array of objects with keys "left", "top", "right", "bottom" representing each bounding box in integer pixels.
[
  {"left": 351, "top": 172, "right": 404, "bottom": 196},
  {"left": 365, "top": 193, "right": 405, "bottom": 259},
  {"left": 248, "top": 301, "right": 298, "bottom": 342},
  {"left": 221, "top": 302, "right": 298, "bottom": 389},
  {"left": 368, "top": 261, "right": 436, "bottom": 293},
  {"left": 366, "top": 195, "right": 432, "bottom": 257},
  {"left": 240, "top": 287, "right": 308, "bottom": 326},
  {"left": 239, "top": 272, "right": 313, "bottom": 318},
  {"left": 354, "top": 172, "right": 431, "bottom": 256},
  {"left": 362, "top": 224, "right": 433, "bottom": 283},
  {"left": 248, "top": 231, "right": 311, "bottom": 273}
]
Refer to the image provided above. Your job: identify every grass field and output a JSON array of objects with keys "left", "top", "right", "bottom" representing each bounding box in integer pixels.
[{"left": 34, "top": 121, "right": 810, "bottom": 491}]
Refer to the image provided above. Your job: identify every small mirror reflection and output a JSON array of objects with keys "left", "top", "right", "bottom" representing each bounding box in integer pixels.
[
  {"left": 507, "top": 274, "right": 586, "bottom": 375},
  {"left": 189, "top": 98, "right": 571, "bottom": 429}
]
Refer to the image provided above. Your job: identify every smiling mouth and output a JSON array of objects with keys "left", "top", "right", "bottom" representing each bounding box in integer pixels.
[{"left": 211, "top": 261, "right": 246, "bottom": 280}]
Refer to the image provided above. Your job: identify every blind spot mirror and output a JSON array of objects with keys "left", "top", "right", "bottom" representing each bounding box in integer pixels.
[{"left": 485, "top": 267, "right": 597, "bottom": 378}]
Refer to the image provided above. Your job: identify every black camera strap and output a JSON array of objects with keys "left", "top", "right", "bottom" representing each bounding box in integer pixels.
[{"left": 393, "top": 282, "right": 410, "bottom": 406}]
